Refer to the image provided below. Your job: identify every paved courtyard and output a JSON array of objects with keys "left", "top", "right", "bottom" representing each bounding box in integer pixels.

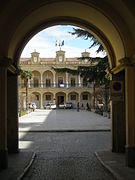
[
  {"left": 19, "top": 132, "right": 113, "bottom": 180},
  {"left": 18, "top": 109, "right": 113, "bottom": 180},
  {"left": 19, "top": 109, "right": 110, "bottom": 131}
]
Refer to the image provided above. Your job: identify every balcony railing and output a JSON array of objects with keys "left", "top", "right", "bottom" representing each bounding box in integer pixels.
[{"left": 19, "top": 83, "right": 93, "bottom": 88}]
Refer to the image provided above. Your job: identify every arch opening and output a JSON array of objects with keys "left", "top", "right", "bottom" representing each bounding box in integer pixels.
[{"left": 7, "top": 0, "right": 129, "bottom": 70}]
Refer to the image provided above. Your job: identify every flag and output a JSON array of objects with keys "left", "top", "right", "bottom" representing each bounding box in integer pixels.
[
  {"left": 61, "top": 40, "right": 64, "bottom": 46},
  {"left": 55, "top": 40, "right": 57, "bottom": 46},
  {"left": 59, "top": 40, "right": 61, "bottom": 47}
]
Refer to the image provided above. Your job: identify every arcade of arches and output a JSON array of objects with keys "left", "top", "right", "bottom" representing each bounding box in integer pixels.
[{"left": 0, "top": 0, "right": 135, "bottom": 169}]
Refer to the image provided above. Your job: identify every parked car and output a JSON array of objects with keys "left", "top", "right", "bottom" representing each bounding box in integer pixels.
[
  {"left": 44, "top": 103, "right": 51, "bottom": 109},
  {"left": 65, "top": 102, "right": 73, "bottom": 109},
  {"left": 50, "top": 103, "right": 56, "bottom": 110},
  {"left": 44, "top": 103, "right": 56, "bottom": 110},
  {"left": 58, "top": 103, "right": 65, "bottom": 109},
  {"left": 29, "top": 102, "right": 37, "bottom": 110}
]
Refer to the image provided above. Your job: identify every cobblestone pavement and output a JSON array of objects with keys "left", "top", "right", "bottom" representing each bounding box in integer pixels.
[
  {"left": 19, "top": 132, "right": 114, "bottom": 180},
  {"left": 19, "top": 109, "right": 110, "bottom": 131}
]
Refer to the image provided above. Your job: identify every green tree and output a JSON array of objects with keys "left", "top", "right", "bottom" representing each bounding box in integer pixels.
[
  {"left": 20, "top": 69, "right": 33, "bottom": 112},
  {"left": 70, "top": 28, "right": 110, "bottom": 110},
  {"left": 69, "top": 28, "right": 104, "bottom": 53},
  {"left": 78, "top": 56, "right": 109, "bottom": 109}
]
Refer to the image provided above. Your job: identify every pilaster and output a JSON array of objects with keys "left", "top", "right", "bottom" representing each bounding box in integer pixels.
[
  {"left": 110, "top": 70, "right": 126, "bottom": 153},
  {"left": 0, "top": 57, "right": 11, "bottom": 169},
  {"left": 125, "top": 66, "right": 135, "bottom": 167},
  {"left": 40, "top": 93, "right": 43, "bottom": 109},
  {"left": 7, "top": 73, "right": 19, "bottom": 153}
]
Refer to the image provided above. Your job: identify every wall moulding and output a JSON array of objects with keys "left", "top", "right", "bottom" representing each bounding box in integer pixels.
[{"left": 0, "top": 56, "right": 20, "bottom": 75}]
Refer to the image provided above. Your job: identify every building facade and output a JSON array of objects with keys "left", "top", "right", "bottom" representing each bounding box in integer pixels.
[{"left": 19, "top": 50, "right": 94, "bottom": 109}]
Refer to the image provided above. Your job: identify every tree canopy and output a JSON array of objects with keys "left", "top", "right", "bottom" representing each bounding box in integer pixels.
[
  {"left": 20, "top": 69, "right": 33, "bottom": 80},
  {"left": 69, "top": 28, "right": 104, "bottom": 53},
  {"left": 69, "top": 27, "right": 109, "bottom": 86},
  {"left": 78, "top": 56, "right": 109, "bottom": 86}
]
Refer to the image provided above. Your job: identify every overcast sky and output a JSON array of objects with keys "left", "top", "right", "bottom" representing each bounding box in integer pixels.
[{"left": 21, "top": 25, "right": 105, "bottom": 58}]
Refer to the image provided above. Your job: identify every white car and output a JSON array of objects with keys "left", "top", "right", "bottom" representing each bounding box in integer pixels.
[
  {"left": 50, "top": 103, "right": 56, "bottom": 110},
  {"left": 44, "top": 103, "right": 56, "bottom": 110},
  {"left": 58, "top": 103, "right": 65, "bottom": 109}
]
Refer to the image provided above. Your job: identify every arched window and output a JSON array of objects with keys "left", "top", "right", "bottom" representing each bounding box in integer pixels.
[
  {"left": 71, "top": 78, "right": 75, "bottom": 87},
  {"left": 46, "top": 79, "right": 51, "bottom": 87}
]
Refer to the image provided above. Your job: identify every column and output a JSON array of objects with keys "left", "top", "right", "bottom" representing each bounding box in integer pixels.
[
  {"left": 78, "top": 74, "right": 81, "bottom": 87},
  {"left": 53, "top": 93, "right": 56, "bottom": 104},
  {"left": 7, "top": 73, "right": 19, "bottom": 153},
  {"left": 0, "top": 58, "right": 10, "bottom": 169},
  {"left": 40, "top": 73, "right": 43, "bottom": 88},
  {"left": 125, "top": 67, "right": 135, "bottom": 167},
  {"left": 66, "top": 72, "right": 69, "bottom": 88},
  {"left": 53, "top": 72, "right": 56, "bottom": 87},
  {"left": 110, "top": 70, "right": 126, "bottom": 153},
  {"left": 78, "top": 93, "right": 81, "bottom": 102},
  {"left": 66, "top": 93, "right": 68, "bottom": 102},
  {"left": 40, "top": 94, "right": 43, "bottom": 109}
]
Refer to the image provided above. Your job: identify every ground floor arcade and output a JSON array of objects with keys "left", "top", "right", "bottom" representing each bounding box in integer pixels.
[{"left": 19, "top": 90, "right": 92, "bottom": 109}]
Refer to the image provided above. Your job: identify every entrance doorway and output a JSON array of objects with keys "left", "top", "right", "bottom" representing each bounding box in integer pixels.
[{"left": 58, "top": 96, "right": 64, "bottom": 105}]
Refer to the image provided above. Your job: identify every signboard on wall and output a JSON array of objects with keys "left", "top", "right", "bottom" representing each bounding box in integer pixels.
[{"left": 110, "top": 80, "right": 124, "bottom": 101}]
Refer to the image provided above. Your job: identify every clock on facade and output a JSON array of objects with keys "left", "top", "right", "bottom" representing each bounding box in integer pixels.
[
  {"left": 58, "top": 55, "right": 63, "bottom": 62},
  {"left": 34, "top": 56, "right": 38, "bottom": 63}
]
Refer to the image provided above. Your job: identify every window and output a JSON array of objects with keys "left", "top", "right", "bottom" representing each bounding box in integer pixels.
[
  {"left": 83, "top": 79, "right": 87, "bottom": 87},
  {"left": 36, "top": 95, "right": 39, "bottom": 101},
  {"left": 46, "top": 79, "right": 51, "bottom": 87},
  {"left": 71, "top": 78, "right": 75, "bottom": 87},
  {"left": 58, "top": 77, "right": 63, "bottom": 87},
  {"left": 46, "top": 95, "right": 51, "bottom": 101},
  {"left": 71, "top": 95, "right": 76, "bottom": 100},
  {"left": 83, "top": 94, "right": 88, "bottom": 100},
  {"left": 34, "top": 78, "right": 39, "bottom": 87}
]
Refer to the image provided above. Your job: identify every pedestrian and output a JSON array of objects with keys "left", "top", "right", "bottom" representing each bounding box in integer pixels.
[
  {"left": 86, "top": 103, "right": 90, "bottom": 110},
  {"left": 77, "top": 102, "right": 79, "bottom": 112}
]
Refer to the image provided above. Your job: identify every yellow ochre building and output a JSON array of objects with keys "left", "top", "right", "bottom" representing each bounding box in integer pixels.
[{"left": 19, "top": 50, "right": 94, "bottom": 109}]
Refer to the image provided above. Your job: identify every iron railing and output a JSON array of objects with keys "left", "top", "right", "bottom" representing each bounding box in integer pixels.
[{"left": 19, "top": 83, "right": 93, "bottom": 88}]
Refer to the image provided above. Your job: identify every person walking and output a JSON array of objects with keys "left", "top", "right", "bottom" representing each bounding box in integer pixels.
[{"left": 77, "top": 102, "right": 80, "bottom": 112}]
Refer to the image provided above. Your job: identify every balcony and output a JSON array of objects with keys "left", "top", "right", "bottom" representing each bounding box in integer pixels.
[{"left": 18, "top": 83, "right": 93, "bottom": 89}]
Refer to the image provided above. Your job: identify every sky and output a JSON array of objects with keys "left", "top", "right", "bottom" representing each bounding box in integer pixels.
[{"left": 21, "top": 25, "right": 106, "bottom": 58}]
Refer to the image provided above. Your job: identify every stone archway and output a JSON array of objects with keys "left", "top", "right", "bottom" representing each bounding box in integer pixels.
[
  {"left": 30, "top": 92, "right": 41, "bottom": 109},
  {"left": 43, "top": 92, "right": 54, "bottom": 106},
  {"left": 68, "top": 91, "right": 79, "bottom": 108},
  {"left": 56, "top": 92, "right": 66, "bottom": 108},
  {"left": 1, "top": 0, "right": 135, "bottom": 169}
]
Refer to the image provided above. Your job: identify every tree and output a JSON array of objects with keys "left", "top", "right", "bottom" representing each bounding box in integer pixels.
[
  {"left": 69, "top": 27, "right": 110, "bottom": 110},
  {"left": 69, "top": 28, "right": 105, "bottom": 53},
  {"left": 78, "top": 56, "right": 109, "bottom": 109},
  {"left": 20, "top": 69, "right": 33, "bottom": 112}
]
